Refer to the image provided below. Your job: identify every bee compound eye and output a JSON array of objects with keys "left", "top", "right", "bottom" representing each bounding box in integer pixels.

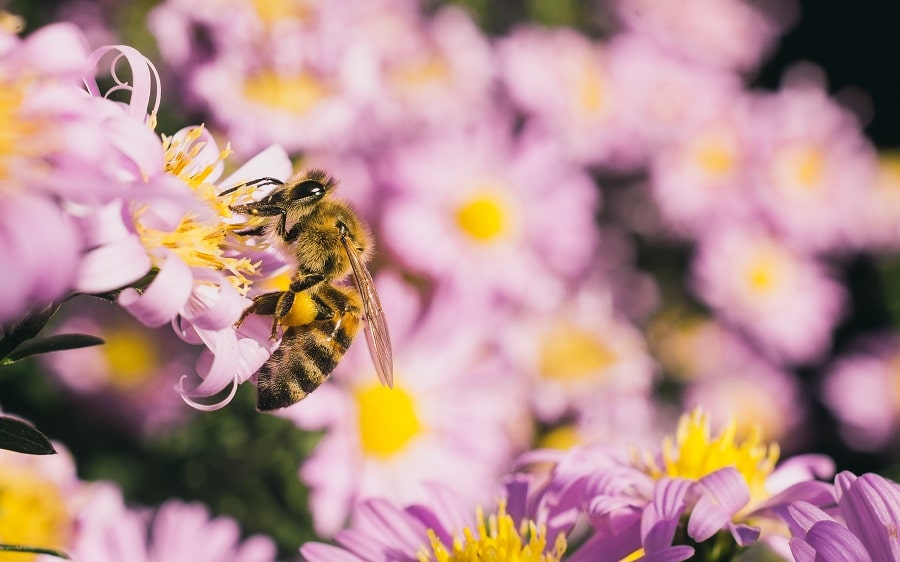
[{"left": 294, "top": 179, "right": 326, "bottom": 200}]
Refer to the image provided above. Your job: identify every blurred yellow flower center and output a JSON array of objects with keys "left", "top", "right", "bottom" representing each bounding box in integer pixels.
[
  {"left": 639, "top": 408, "right": 779, "bottom": 502},
  {"left": 356, "top": 384, "right": 422, "bottom": 458},
  {"left": 537, "top": 424, "right": 581, "bottom": 451},
  {"left": 417, "top": 502, "right": 566, "bottom": 562},
  {"left": 0, "top": 79, "right": 45, "bottom": 185},
  {"left": 137, "top": 126, "right": 259, "bottom": 294},
  {"left": 773, "top": 144, "right": 824, "bottom": 192},
  {"left": 875, "top": 153, "right": 900, "bottom": 196},
  {"left": 243, "top": 71, "right": 327, "bottom": 116},
  {"left": 252, "top": 0, "right": 310, "bottom": 24},
  {"left": 0, "top": 464, "right": 70, "bottom": 562},
  {"left": 575, "top": 63, "right": 606, "bottom": 116},
  {"left": 455, "top": 190, "right": 510, "bottom": 243},
  {"left": 744, "top": 244, "right": 790, "bottom": 297},
  {"left": 390, "top": 55, "right": 450, "bottom": 93},
  {"left": 102, "top": 327, "right": 160, "bottom": 390},
  {"left": 692, "top": 130, "right": 737, "bottom": 179},
  {"left": 539, "top": 323, "right": 617, "bottom": 381}
]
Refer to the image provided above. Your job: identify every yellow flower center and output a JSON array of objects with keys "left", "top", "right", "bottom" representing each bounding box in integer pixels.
[
  {"left": 0, "top": 464, "right": 71, "bottom": 562},
  {"left": 243, "top": 70, "right": 327, "bottom": 116},
  {"left": 0, "top": 78, "right": 48, "bottom": 185},
  {"left": 389, "top": 55, "right": 450, "bottom": 94},
  {"left": 355, "top": 383, "right": 422, "bottom": 458},
  {"left": 691, "top": 129, "right": 738, "bottom": 179},
  {"left": 135, "top": 126, "right": 259, "bottom": 294},
  {"left": 102, "top": 326, "right": 161, "bottom": 390},
  {"left": 639, "top": 408, "right": 779, "bottom": 502},
  {"left": 537, "top": 425, "right": 581, "bottom": 451},
  {"left": 455, "top": 188, "right": 512, "bottom": 243},
  {"left": 574, "top": 62, "right": 606, "bottom": 116},
  {"left": 772, "top": 144, "right": 825, "bottom": 192},
  {"left": 538, "top": 322, "right": 618, "bottom": 382},
  {"left": 743, "top": 243, "right": 791, "bottom": 298},
  {"left": 252, "top": 0, "right": 310, "bottom": 25},
  {"left": 417, "top": 502, "right": 566, "bottom": 562}
]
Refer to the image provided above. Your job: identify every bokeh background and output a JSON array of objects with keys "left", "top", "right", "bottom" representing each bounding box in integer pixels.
[{"left": 3, "top": 0, "right": 900, "bottom": 559}]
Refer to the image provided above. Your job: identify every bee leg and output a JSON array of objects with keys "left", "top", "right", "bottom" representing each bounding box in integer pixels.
[
  {"left": 235, "top": 291, "right": 283, "bottom": 329},
  {"left": 219, "top": 177, "right": 285, "bottom": 196}
]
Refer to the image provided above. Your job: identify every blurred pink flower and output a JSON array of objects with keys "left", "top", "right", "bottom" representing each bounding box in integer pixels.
[
  {"left": 39, "top": 297, "right": 197, "bottom": 435},
  {"left": 497, "top": 26, "right": 641, "bottom": 168},
  {"left": 846, "top": 151, "right": 900, "bottom": 251},
  {"left": 498, "top": 283, "right": 656, "bottom": 425},
  {"left": 380, "top": 119, "right": 598, "bottom": 303},
  {"left": 69, "top": 495, "right": 277, "bottom": 562},
  {"left": 0, "top": 24, "right": 137, "bottom": 321},
  {"left": 613, "top": 0, "right": 797, "bottom": 71},
  {"left": 276, "top": 274, "right": 531, "bottom": 536},
  {"left": 749, "top": 74, "right": 878, "bottom": 253},
  {"left": 691, "top": 226, "right": 845, "bottom": 364},
  {"left": 822, "top": 334, "right": 900, "bottom": 451},
  {"left": 648, "top": 90, "right": 758, "bottom": 235}
]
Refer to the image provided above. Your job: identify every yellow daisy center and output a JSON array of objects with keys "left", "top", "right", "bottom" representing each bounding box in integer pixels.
[
  {"left": 0, "top": 464, "right": 71, "bottom": 562},
  {"left": 537, "top": 424, "right": 581, "bottom": 451},
  {"left": 243, "top": 70, "right": 327, "bottom": 116},
  {"left": 691, "top": 129, "right": 738, "bottom": 179},
  {"left": 455, "top": 187, "right": 513, "bottom": 243},
  {"left": 389, "top": 54, "right": 450, "bottom": 94},
  {"left": 135, "top": 126, "right": 259, "bottom": 294},
  {"left": 102, "top": 326, "right": 161, "bottom": 390},
  {"left": 639, "top": 408, "right": 779, "bottom": 502},
  {"left": 538, "top": 322, "right": 618, "bottom": 382},
  {"left": 742, "top": 243, "right": 792, "bottom": 298},
  {"left": 252, "top": 0, "right": 310, "bottom": 25},
  {"left": 772, "top": 143, "right": 825, "bottom": 192},
  {"left": 355, "top": 383, "right": 423, "bottom": 458},
  {"left": 0, "top": 78, "right": 49, "bottom": 186},
  {"left": 573, "top": 60, "right": 606, "bottom": 116},
  {"left": 417, "top": 502, "right": 566, "bottom": 562}
]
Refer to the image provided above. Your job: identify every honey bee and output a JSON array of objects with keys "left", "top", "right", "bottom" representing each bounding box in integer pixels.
[{"left": 223, "top": 170, "right": 393, "bottom": 411}]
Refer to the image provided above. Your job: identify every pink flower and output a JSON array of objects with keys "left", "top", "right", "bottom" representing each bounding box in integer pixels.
[
  {"left": 691, "top": 226, "right": 846, "bottom": 364},
  {"left": 276, "top": 274, "right": 530, "bottom": 536},
  {"left": 0, "top": 24, "right": 135, "bottom": 321},
  {"left": 497, "top": 26, "right": 641, "bottom": 168},
  {"left": 821, "top": 334, "right": 900, "bottom": 451},
  {"left": 748, "top": 72, "right": 878, "bottom": 253},
  {"left": 613, "top": 0, "right": 798, "bottom": 71},
  {"left": 379, "top": 118, "right": 598, "bottom": 303},
  {"left": 69, "top": 488, "right": 276, "bottom": 562}
]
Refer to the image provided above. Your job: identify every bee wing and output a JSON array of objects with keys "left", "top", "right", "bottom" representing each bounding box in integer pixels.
[{"left": 340, "top": 236, "right": 394, "bottom": 388}]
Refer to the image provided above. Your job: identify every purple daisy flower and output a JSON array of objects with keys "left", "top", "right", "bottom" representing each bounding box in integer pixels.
[{"left": 786, "top": 471, "right": 900, "bottom": 561}]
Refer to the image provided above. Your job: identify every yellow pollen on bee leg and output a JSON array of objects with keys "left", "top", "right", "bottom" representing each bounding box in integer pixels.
[
  {"left": 281, "top": 292, "right": 318, "bottom": 327},
  {"left": 355, "top": 384, "right": 422, "bottom": 458},
  {"left": 0, "top": 465, "right": 71, "bottom": 562}
]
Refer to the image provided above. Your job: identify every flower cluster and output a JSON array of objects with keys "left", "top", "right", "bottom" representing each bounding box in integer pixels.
[{"left": 2, "top": 0, "right": 900, "bottom": 561}]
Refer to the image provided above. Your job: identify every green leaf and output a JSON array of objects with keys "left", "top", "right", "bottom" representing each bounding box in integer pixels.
[
  {"left": 0, "top": 415, "right": 56, "bottom": 455},
  {"left": 0, "top": 544, "right": 71, "bottom": 559},
  {"left": 0, "top": 303, "right": 61, "bottom": 361},
  {"left": 5, "top": 334, "right": 105, "bottom": 362}
]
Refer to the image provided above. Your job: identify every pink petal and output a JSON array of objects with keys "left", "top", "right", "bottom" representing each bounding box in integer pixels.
[
  {"left": 118, "top": 252, "right": 192, "bottom": 327},
  {"left": 76, "top": 235, "right": 152, "bottom": 294},
  {"left": 687, "top": 467, "right": 750, "bottom": 542}
]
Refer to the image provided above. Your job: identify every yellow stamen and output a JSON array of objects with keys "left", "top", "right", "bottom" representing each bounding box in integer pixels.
[
  {"left": 0, "top": 78, "right": 49, "bottom": 185},
  {"left": 417, "top": 501, "right": 566, "bottom": 562},
  {"left": 637, "top": 408, "right": 779, "bottom": 503},
  {"left": 743, "top": 243, "right": 790, "bottom": 297},
  {"left": 355, "top": 384, "right": 422, "bottom": 458},
  {"left": 136, "top": 126, "right": 259, "bottom": 294},
  {"left": 243, "top": 70, "right": 327, "bottom": 116},
  {"left": 0, "top": 464, "right": 71, "bottom": 562},
  {"left": 538, "top": 322, "right": 618, "bottom": 382},
  {"left": 692, "top": 130, "right": 737, "bottom": 179},
  {"left": 252, "top": 0, "right": 310, "bottom": 25},
  {"left": 575, "top": 63, "right": 606, "bottom": 116}
]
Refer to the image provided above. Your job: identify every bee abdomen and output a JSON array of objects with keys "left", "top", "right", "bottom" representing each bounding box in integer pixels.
[{"left": 256, "top": 317, "right": 360, "bottom": 411}]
